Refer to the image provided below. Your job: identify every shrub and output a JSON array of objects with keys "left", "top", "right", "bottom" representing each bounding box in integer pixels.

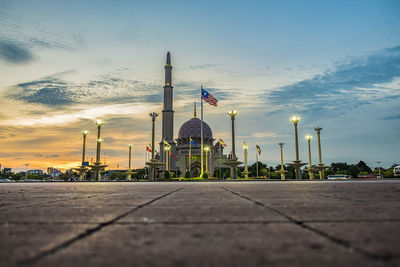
[
  {"left": 185, "top": 171, "right": 191, "bottom": 178},
  {"left": 164, "top": 171, "right": 170, "bottom": 179},
  {"left": 202, "top": 173, "right": 208, "bottom": 179}
]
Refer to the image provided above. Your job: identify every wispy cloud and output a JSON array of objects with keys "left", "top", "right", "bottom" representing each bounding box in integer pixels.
[
  {"left": 0, "top": 40, "right": 33, "bottom": 64},
  {"left": 268, "top": 45, "right": 400, "bottom": 119}
]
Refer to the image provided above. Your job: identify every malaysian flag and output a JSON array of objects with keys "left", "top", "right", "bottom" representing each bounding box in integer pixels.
[{"left": 201, "top": 88, "right": 218, "bottom": 106}]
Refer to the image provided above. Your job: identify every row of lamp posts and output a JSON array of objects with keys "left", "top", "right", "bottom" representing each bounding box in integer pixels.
[
  {"left": 79, "top": 113, "right": 326, "bottom": 181},
  {"left": 75, "top": 120, "right": 106, "bottom": 181},
  {"left": 240, "top": 116, "right": 327, "bottom": 180}
]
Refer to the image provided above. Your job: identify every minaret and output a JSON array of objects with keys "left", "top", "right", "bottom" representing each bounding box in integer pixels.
[{"left": 160, "top": 52, "right": 176, "bottom": 172}]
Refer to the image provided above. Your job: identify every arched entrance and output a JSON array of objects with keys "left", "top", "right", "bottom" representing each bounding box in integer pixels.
[{"left": 190, "top": 162, "right": 201, "bottom": 177}]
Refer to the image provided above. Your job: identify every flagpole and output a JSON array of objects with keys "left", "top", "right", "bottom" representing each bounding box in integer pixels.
[
  {"left": 145, "top": 148, "right": 147, "bottom": 179},
  {"left": 200, "top": 85, "right": 204, "bottom": 177},
  {"left": 189, "top": 135, "right": 191, "bottom": 176},
  {"left": 256, "top": 149, "right": 259, "bottom": 178},
  {"left": 166, "top": 149, "right": 169, "bottom": 172},
  {"left": 219, "top": 141, "right": 222, "bottom": 179}
]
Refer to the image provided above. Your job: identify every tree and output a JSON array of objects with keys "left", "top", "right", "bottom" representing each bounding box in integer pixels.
[
  {"left": 185, "top": 171, "right": 191, "bottom": 178},
  {"left": 356, "top": 161, "right": 372, "bottom": 173},
  {"left": 248, "top": 161, "right": 267, "bottom": 177},
  {"left": 223, "top": 169, "right": 230, "bottom": 178},
  {"left": 164, "top": 171, "right": 170, "bottom": 179}
]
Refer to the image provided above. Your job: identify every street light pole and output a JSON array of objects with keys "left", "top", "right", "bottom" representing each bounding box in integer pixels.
[
  {"left": 94, "top": 120, "right": 104, "bottom": 181},
  {"left": 278, "top": 142, "right": 286, "bottom": 180},
  {"left": 377, "top": 161, "right": 381, "bottom": 178},
  {"left": 288, "top": 116, "right": 307, "bottom": 180},
  {"left": 228, "top": 110, "right": 237, "bottom": 158},
  {"left": 165, "top": 146, "right": 170, "bottom": 172},
  {"left": 226, "top": 110, "right": 240, "bottom": 179},
  {"left": 81, "top": 130, "right": 88, "bottom": 165},
  {"left": 146, "top": 112, "right": 160, "bottom": 181},
  {"left": 314, "top": 127, "right": 326, "bottom": 180},
  {"left": 243, "top": 142, "right": 248, "bottom": 178},
  {"left": 204, "top": 146, "right": 210, "bottom": 174},
  {"left": 127, "top": 144, "right": 132, "bottom": 181},
  {"left": 305, "top": 135, "right": 314, "bottom": 180}
]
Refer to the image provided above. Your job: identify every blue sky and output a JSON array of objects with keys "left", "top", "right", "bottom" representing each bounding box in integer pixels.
[{"left": 0, "top": 0, "right": 399, "bottom": 170}]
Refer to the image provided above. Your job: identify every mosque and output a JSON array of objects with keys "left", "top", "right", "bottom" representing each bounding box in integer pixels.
[{"left": 158, "top": 52, "right": 228, "bottom": 177}]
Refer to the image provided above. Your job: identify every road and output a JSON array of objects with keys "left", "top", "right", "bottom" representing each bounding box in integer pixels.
[{"left": 1, "top": 180, "right": 399, "bottom": 267}]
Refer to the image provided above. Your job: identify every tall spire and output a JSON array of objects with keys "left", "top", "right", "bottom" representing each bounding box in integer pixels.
[
  {"left": 193, "top": 101, "right": 197, "bottom": 118},
  {"left": 166, "top": 51, "right": 171, "bottom": 65},
  {"left": 165, "top": 52, "right": 172, "bottom": 86}
]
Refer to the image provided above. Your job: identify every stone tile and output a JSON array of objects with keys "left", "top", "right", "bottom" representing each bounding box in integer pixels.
[
  {"left": 306, "top": 222, "right": 400, "bottom": 264},
  {"left": 0, "top": 223, "right": 96, "bottom": 267},
  {"left": 34, "top": 223, "right": 382, "bottom": 267}
]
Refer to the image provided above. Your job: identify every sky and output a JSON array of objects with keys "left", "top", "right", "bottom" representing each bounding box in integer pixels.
[{"left": 0, "top": 0, "right": 399, "bottom": 172}]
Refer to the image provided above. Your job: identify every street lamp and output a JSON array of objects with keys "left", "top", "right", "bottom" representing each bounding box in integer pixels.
[
  {"left": 94, "top": 120, "right": 104, "bottom": 181},
  {"left": 377, "top": 161, "right": 382, "bottom": 178},
  {"left": 148, "top": 113, "right": 158, "bottom": 160},
  {"left": 305, "top": 135, "right": 314, "bottom": 180},
  {"left": 79, "top": 130, "right": 89, "bottom": 181},
  {"left": 223, "top": 110, "right": 241, "bottom": 179},
  {"left": 278, "top": 142, "right": 287, "bottom": 180},
  {"left": 165, "top": 145, "right": 170, "bottom": 172},
  {"left": 287, "top": 115, "right": 307, "bottom": 179},
  {"left": 314, "top": 127, "right": 328, "bottom": 180},
  {"left": 227, "top": 110, "right": 238, "bottom": 158},
  {"left": 145, "top": 112, "right": 164, "bottom": 181},
  {"left": 290, "top": 116, "right": 300, "bottom": 162},
  {"left": 204, "top": 146, "right": 210, "bottom": 175},
  {"left": 243, "top": 142, "right": 248, "bottom": 178},
  {"left": 127, "top": 144, "right": 132, "bottom": 181}
]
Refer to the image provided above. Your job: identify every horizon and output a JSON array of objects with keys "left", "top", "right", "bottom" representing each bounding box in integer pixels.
[{"left": 1, "top": 0, "right": 399, "bottom": 171}]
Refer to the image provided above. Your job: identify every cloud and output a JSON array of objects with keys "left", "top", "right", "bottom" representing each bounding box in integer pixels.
[
  {"left": 383, "top": 114, "right": 400, "bottom": 120},
  {"left": 268, "top": 45, "right": 400, "bottom": 119},
  {"left": 252, "top": 132, "right": 281, "bottom": 138},
  {"left": 0, "top": 41, "right": 33, "bottom": 63},
  {"left": 6, "top": 71, "right": 234, "bottom": 108}
]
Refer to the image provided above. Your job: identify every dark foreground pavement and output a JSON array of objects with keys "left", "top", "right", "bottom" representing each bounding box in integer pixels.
[{"left": 0, "top": 180, "right": 399, "bottom": 267}]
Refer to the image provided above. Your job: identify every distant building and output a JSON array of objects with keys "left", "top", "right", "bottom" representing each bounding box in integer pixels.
[
  {"left": 2, "top": 168, "right": 12, "bottom": 174},
  {"left": 28, "top": 169, "right": 44, "bottom": 175},
  {"left": 47, "top": 167, "right": 61, "bottom": 178}
]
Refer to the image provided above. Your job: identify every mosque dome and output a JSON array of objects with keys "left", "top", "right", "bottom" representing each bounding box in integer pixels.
[{"left": 178, "top": 117, "right": 213, "bottom": 140}]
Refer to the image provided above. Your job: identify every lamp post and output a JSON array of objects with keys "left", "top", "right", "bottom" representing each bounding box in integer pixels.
[
  {"left": 81, "top": 130, "right": 88, "bottom": 165},
  {"left": 291, "top": 116, "right": 300, "bottom": 163},
  {"left": 127, "top": 144, "right": 132, "bottom": 181},
  {"left": 145, "top": 112, "right": 164, "bottom": 181},
  {"left": 223, "top": 110, "right": 241, "bottom": 179},
  {"left": 93, "top": 120, "right": 104, "bottom": 181},
  {"left": 278, "top": 142, "right": 287, "bottom": 180},
  {"left": 243, "top": 142, "right": 248, "bottom": 178},
  {"left": 149, "top": 113, "right": 158, "bottom": 160},
  {"left": 79, "top": 130, "right": 88, "bottom": 181},
  {"left": 287, "top": 116, "right": 307, "bottom": 179},
  {"left": 228, "top": 110, "right": 238, "bottom": 158},
  {"left": 204, "top": 146, "right": 210, "bottom": 175},
  {"left": 25, "top": 164, "right": 29, "bottom": 180},
  {"left": 314, "top": 127, "right": 328, "bottom": 180},
  {"left": 377, "top": 161, "right": 381, "bottom": 178},
  {"left": 305, "top": 135, "right": 314, "bottom": 180},
  {"left": 165, "top": 146, "right": 170, "bottom": 172}
]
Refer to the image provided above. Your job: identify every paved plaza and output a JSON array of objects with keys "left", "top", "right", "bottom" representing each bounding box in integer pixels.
[{"left": 0, "top": 180, "right": 399, "bottom": 267}]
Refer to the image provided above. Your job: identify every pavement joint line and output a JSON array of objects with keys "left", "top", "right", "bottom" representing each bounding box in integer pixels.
[
  {"left": 0, "top": 192, "right": 118, "bottom": 210},
  {"left": 4, "top": 218, "right": 400, "bottom": 226},
  {"left": 18, "top": 187, "right": 184, "bottom": 267},
  {"left": 317, "top": 194, "right": 366, "bottom": 203},
  {"left": 218, "top": 186, "right": 395, "bottom": 265}
]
